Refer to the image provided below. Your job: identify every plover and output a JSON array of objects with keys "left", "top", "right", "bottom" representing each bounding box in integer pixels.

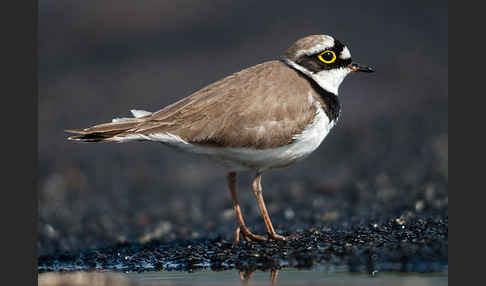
[{"left": 66, "top": 34, "right": 374, "bottom": 244}]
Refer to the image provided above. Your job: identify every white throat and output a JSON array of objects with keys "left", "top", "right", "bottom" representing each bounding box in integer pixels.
[{"left": 283, "top": 58, "right": 351, "bottom": 95}]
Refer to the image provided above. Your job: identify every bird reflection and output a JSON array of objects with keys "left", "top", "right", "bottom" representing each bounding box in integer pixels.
[{"left": 238, "top": 269, "right": 279, "bottom": 285}]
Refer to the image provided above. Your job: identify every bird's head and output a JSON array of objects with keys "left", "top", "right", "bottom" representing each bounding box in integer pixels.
[{"left": 283, "top": 34, "right": 374, "bottom": 95}]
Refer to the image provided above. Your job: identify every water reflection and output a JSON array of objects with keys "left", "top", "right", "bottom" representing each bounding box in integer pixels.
[
  {"left": 238, "top": 269, "right": 279, "bottom": 284},
  {"left": 125, "top": 267, "right": 448, "bottom": 286}
]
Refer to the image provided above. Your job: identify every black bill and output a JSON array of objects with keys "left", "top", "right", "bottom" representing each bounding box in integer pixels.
[{"left": 349, "top": 63, "right": 375, "bottom": 73}]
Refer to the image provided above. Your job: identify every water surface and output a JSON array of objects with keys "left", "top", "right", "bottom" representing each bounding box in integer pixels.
[{"left": 127, "top": 268, "right": 448, "bottom": 286}]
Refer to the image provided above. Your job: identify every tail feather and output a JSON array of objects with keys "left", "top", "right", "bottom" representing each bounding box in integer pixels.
[
  {"left": 66, "top": 130, "right": 128, "bottom": 142},
  {"left": 66, "top": 110, "right": 151, "bottom": 142}
]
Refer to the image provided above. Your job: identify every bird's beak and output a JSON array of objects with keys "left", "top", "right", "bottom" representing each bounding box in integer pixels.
[{"left": 349, "top": 62, "right": 375, "bottom": 73}]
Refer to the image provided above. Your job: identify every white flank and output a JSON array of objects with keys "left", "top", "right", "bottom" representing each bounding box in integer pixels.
[{"left": 142, "top": 101, "right": 334, "bottom": 172}]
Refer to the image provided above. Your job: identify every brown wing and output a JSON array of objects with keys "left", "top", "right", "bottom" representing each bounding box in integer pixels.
[{"left": 127, "top": 61, "right": 318, "bottom": 149}]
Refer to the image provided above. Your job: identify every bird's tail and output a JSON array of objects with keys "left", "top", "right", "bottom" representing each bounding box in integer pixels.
[{"left": 65, "top": 109, "right": 152, "bottom": 142}]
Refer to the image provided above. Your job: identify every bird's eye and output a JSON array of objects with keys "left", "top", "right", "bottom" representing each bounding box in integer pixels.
[{"left": 317, "top": 50, "right": 336, "bottom": 64}]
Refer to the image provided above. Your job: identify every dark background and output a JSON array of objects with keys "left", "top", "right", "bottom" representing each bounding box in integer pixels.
[{"left": 39, "top": 0, "right": 448, "bottom": 255}]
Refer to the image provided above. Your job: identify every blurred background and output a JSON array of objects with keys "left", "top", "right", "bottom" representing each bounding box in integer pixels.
[{"left": 39, "top": 0, "right": 448, "bottom": 255}]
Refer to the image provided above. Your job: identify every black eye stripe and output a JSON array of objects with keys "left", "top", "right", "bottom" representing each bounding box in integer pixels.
[
  {"left": 295, "top": 55, "right": 351, "bottom": 73},
  {"left": 293, "top": 39, "right": 351, "bottom": 72}
]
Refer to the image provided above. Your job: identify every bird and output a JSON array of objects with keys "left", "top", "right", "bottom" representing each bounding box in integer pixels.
[{"left": 66, "top": 34, "right": 374, "bottom": 244}]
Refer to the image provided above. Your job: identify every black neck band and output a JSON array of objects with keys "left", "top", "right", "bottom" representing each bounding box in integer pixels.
[{"left": 281, "top": 59, "right": 341, "bottom": 122}]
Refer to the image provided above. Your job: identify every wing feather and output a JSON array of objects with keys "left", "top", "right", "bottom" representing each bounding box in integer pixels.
[{"left": 129, "top": 61, "right": 318, "bottom": 149}]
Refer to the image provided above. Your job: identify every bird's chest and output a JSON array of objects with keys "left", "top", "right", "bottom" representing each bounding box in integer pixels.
[
  {"left": 286, "top": 105, "right": 335, "bottom": 161},
  {"left": 237, "top": 105, "right": 336, "bottom": 171}
]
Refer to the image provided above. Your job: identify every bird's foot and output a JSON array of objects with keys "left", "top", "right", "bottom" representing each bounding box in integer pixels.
[
  {"left": 234, "top": 226, "right": 296, "bottom": 245},
  {"left": 234, "top": 225, "right": 267, "bottom": 245},
  {"left": 268, "top": 232, "right": 287, "bottom": 242}
]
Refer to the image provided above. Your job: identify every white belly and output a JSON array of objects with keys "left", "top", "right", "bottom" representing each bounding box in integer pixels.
[
  {"left": 119, "top": 105, "right": 335, "bottom": 172},
  {"left": 176, "top": 106, "right": 335, "bottom": 172}
]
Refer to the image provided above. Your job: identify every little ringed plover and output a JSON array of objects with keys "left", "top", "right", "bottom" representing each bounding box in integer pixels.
[{"left": 66, "top": 34, "right": 374, "bottom": 244}]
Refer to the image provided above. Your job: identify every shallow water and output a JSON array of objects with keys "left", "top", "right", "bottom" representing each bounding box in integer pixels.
[{"left": 127, "top": 268, "right": 448, "bottom": 286}]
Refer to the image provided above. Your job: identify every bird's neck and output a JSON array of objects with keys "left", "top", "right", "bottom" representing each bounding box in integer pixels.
[{"left": 281, "top": 59, "right": 341, "bottom": 122}]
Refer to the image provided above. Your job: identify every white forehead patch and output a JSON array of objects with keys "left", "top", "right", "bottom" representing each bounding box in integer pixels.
[
  {"left": 295, "top": 35, "right": 335, "bottom": 57},
  {"left": 340, "top": 47, "right": 351, "bottom": 59}
]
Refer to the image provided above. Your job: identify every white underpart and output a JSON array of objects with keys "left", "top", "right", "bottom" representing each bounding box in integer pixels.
[
  {"left": 340, "top": 47, "right": 351, "bottom": 59},
  {"left": 294, "top": 35, "right": 335, "bottom": 58},
  {"left": 118, "top": 100, "right": 335, "bottom": 172},
  {"left": 282, "top": 58, "right": 351, "bottom": 95}
]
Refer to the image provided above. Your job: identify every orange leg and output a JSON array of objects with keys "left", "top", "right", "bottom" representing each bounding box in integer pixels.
[
  {"left": 251, "top": 173, "right": 286, "bottom": 241},
  {"left": 227, "top": 172, "right": 266, "bottom": 245}
]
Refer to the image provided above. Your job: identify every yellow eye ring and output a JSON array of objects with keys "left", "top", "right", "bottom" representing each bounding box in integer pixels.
[{"left": 317, "top": 50, "right": 337, "bottom": 64}]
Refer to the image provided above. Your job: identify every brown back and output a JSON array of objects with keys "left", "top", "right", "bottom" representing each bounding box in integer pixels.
[{"left": 125, "top": 60, "right": 319, "bottom": 149}]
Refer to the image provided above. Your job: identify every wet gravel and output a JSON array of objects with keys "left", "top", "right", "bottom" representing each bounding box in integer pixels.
[{"left": 38, "top": 214, "right": 447, "bottom": 274}]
